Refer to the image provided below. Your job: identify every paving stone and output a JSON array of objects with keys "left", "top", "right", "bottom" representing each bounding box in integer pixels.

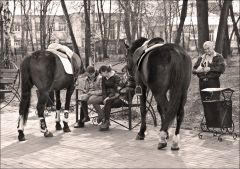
[{"left": 1, "top": 106, "right": 239, "bottom": 168}]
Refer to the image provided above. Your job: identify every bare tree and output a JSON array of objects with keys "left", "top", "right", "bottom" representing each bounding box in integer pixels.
[
  {"left": 118, "top": 0, "right": 131, "bottom": 44},
  {"left": 115, "top": 2, "right": 122, "bottom": 54},
  {"left": 96, "top": 0, "right": 112, "bottom": 59},
  {"left": 84, "top": 0, "right": 91, "bottom": 67},
  {"left": 10, "top": 0, "right": 16, "bottom": 33},
  {"left": 46, "top": 3, "right": 59, "bottom": 47},
  {"left": 0, "top": 2, "right": 3, "bottom": 61},
  {"left": 118, "top": 0, "right": 143, "bottom": 43},
  {"left": 196, "top": 0, "right": 209, "bottom": 54},
  {"left": 215, "top": 0, "right": 232, "bottom": 55},
  {"left": 174, "top": 0, "right": 188, "bottom": 44},
  {"left": 60, "top": 0, "right": 84, "bottom": 73},
  {"left": 39, "top": 0, "right": 51, "bottom": 50},
  {"left": 229, "top": 3, "right": 240, "bottom": 53},
  {"left": 20, "top": 0, "right": 35, "bottom": 52}
]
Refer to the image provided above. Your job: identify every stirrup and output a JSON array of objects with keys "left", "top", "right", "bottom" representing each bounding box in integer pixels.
[{"left": 135, "top": 85, "right": 142, "bottom": 96}]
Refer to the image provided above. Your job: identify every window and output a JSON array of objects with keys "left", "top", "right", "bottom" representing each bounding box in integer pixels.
[
  {"left": 14, "top": 41, "right": 20, "bottom": 48},
  {"left": 59, "top": 22, "right": 66, "bottom": 31},
  {"left": 52, "top": 23, "right": 56, "bottom": 31},
  {"left": 82, "top": 39, "right": 85, "bottom": 48},
  {"left": 35, "top": 22, "right": 40, "bottom": 31},
  {"left": 109, "top": 22, "right": 115, "bottom": 40},
  {"left": 209, "top": 30, "right": 214, "bottom": 41},
  {"left": 12, "top": 23, "right": 20, "bottom": 32}
]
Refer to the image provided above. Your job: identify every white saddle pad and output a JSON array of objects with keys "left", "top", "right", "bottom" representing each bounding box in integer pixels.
[{"left": 47, "top": 49, "right": 73, "bottom": 74}]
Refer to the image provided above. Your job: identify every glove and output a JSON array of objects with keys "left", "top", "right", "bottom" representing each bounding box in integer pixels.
[{"left": 203, "top": 67, "right": 210, "bottom": 73}]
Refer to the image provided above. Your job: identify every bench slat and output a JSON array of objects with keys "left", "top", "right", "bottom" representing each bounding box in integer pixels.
[
  {"left": 0, "top": 78, "right": 16, "bottom": 84},
  {"left": 0, "top": 69, "right": 19, "bottom": 73},
  {"left": 0, "top": 73, "right": 18, "bottom": 78},
  {"left": 0, "top": 89, "right": 12, "bottom": 93}
]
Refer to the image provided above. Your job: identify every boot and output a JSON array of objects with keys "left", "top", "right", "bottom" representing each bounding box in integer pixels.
[
  {"left": 82, "top": 116, "right": 90, "bottom": 123},
  {"left": 74, "top": 120, "right": 85, "bottom": 128},
  {"left": 97, "top": 111, "right": 103, "bottom": 124},
  {"left": 99, "top": 120, "right": 110, "bottom": 131},
  {"left": 81, "top": 101, "right": 90, "bottom": 122}
]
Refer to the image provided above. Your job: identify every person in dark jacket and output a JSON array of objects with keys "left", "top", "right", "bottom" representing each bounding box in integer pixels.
[
  {"left": 98, "top": 65, "right": 128, "bottom": 131},
  {"left": 192, "top": 41, "right": 225, "bottom": 101}
]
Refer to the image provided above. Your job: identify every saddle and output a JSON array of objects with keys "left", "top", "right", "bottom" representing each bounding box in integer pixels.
[
  {"left": 47, "top": 48, "right": 76, "bottom": 75},
  {"left": 135, "top": 37, "right": 164, "bottom": 70}
]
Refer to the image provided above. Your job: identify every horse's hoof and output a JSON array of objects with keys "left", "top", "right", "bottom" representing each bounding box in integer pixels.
[
  {"left": 63, "top": 127, "right": 71, "bottom": 132},
  {"left": 18, "top": 135, "right": 26, "bottom": 142},
  {"left": 18, "top": 130, "right": 26, "bottom": 141},
  {"left": 171, "top": 146, "right": 180, "bottom": 151},
  {"left": 44, "top": 131, "right": 53, "bottom": 137},
  {"left": 136, "top": 134, "right": 145, "bottom": 140},
  {"left": 81, "top": 116, "right": 90, "bottom": 123},
  {"left": 55, "top": 123, "right": 62, "bottom": 130},
  {"left": 158, "top": 143, "right": 167, "bottom": 150}
]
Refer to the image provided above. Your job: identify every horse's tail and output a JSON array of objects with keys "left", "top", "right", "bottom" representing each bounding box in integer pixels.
[
  {"left": 161, "top": 46, "right": 190, "bottom": 131},
  {"left": 19, "top": 56, "right": 33, "bottom": 125}
]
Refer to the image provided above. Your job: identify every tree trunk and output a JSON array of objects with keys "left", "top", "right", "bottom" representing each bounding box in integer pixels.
[
  {"left": 229, "top": 4, "right": 240, "bottom": 53},
  {"left": 163, "top": 0, "right": 168, "bottom": 42},
  {"left": 175, "top": 0, "right": 188, "bottom": 44},
  {"left": 118, "top": 0, "right": 132, "bottom": 44},
  {"left": 215, "top": 0, "right": 232, "bottom": 54},
  {"left": 196, "top": 0, "right": 209, "bottom": 54},
  {"left": 60, "top": 0, "right": 84, "bottom": 73},
  {"left": 0, "top": 2, "right": 3, "bottom": 61},
  {"left": 222, "top": 24, "right": 230, "bottom": 58},
  {"left": 84, "top": 0, "right": 91, "bottom": 67},
  {"left": 41, "top": 0, "right": 51, "bottom": 50},
  {"left": 21, "top": 1, "right": 26, "bottom": 58}
]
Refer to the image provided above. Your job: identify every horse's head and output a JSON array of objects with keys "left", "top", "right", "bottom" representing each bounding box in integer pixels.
[{"left": 124, "top": 37, "right": 148, "bottom": 77}]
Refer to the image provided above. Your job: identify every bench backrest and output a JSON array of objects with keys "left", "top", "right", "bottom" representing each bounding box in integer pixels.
[{"left": 0, "top": 69, "right": 19, "bottom": 85}]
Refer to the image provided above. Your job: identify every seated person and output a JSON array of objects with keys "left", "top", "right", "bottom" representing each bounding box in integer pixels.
[
  {"left": 98, "top": 65, "right": 135, "bottom": 131},
  {"left": 75, "top": 66, "right": 103, "bottom": 128},
  {"left": 118, "top": 65, "right": 136, "bottom": 103}
]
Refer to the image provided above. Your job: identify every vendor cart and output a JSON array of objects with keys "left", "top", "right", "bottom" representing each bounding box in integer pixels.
[{"left": 198, "top": 88, "right": 238, "bottom": 141}]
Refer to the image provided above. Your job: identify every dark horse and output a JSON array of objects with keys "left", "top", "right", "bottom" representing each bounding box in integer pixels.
[
  {"left": 17, "top": 50, "right": 82, "bottom": 141},
  {"left": 125, "top": 37, "right": 192, "bottom": 150}
]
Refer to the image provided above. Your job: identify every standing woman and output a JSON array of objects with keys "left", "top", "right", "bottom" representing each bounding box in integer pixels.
[
  {"left": 192, "top": 41, "right": 226, "bottom": 101},
  {"left": 98, "top": 65, "right": 127, "bottom": 131}
]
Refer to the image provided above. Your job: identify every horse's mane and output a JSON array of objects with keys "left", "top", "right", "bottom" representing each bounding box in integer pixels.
[{"left": 130, "top": 37, "right": 148, "bottom": 54}]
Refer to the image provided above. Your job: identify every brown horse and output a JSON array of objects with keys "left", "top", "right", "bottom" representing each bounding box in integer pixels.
[
  {"left": 17, "top": 50, "right": 82, "bottom": 141},
  {"left": 125, "top": 37, "right": 192, "bottom": 150}
]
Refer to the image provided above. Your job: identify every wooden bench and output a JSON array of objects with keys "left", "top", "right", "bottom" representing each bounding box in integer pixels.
[
  {"left": 0, "top": 68, "right": 21, "bottom": 109},
  {"left": 75, "top": 87, "right": 157, "bottom": 130}
]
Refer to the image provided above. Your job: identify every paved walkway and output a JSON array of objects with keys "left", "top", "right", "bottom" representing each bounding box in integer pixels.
[{"left": 1, "top": 105, "right": 239, "bottom": 168}]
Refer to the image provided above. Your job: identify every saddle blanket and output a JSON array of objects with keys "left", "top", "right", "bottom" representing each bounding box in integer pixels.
[{"left": 46, "top": 49, "right": 73, "bottom": 74}]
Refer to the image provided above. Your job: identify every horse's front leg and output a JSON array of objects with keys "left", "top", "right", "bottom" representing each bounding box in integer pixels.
[
  {"left": 37, "top": 91, "right": 53, "bottom": 137},
  {"left": 55, "top": 90, "right": 62, "bottom": 130},
  {"left": 62, "top": 85, "right": 75, "bottom": 132},
  {"left": 136, "top": 85, "right": 147, "bottom": 140}
]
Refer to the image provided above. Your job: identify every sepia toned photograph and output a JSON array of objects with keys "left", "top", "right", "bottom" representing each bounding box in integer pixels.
[{"left": 0, "top": 0, "right": 239, "bottom": 168}]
